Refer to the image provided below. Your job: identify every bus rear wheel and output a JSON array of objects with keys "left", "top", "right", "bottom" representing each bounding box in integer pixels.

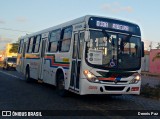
[
  {"left": 57, "top": 74, "right": 68, "bottom": 97},
  {"left": 25, "top": 67, "right": 31, "bottom": 83}
]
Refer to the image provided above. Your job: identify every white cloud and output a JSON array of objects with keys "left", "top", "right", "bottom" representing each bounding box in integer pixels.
[
  {"left": 16, "top": 17, "right": 28, "bottom": 23},
  {"left": 102, "top": 4, "right": 110, "bottom": 10},
  {"left": 0, "top": 36, "right": 14, "bottom": 50},
  {"left": 0, "top": 19, "right": 5, "bottom": 24},
  {"left": 101, "top": 2, "right": 134, "bottom": 14},
  {"left": 121, "top": 6, "right": 133, "bottom": 13},
  {"left": 0, "top": 36, "right": 13, "bottom": 43}
]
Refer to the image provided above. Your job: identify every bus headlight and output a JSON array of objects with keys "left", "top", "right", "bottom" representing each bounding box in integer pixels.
[
  {"left": 7, "top": 63, "right": 13, "bottom": 66},
  {"left": 83, "top": 70, "right": 99, "bottom": 83},
  {"left": 130, "top": 74, "right": 141, "bottom": 84}
]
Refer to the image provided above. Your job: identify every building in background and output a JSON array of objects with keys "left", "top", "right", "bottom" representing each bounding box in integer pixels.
[
  {"left": 141, "top": 50, "right": 150, "bottom": 72},
  {"left": 149, "top": 49, "right": 160, "bottom": 74},
  {"left": 0, "top": 50, "right": 5, "bottom": 62}
]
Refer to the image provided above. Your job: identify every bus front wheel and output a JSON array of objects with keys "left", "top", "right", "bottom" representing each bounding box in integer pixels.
[{"left": 57, "top": 74, "right": 68, "bottom": 97}]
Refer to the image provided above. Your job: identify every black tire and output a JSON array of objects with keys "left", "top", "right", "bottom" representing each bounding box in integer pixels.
[
  {"left": 6, "top": 65, "right": 9, "bottom": 70},
  {"left": 57, "top": 74, "right": 68, "bottom": 97},
  {"left": 25, "top": 67, "right": 31, "bottom": 83}
]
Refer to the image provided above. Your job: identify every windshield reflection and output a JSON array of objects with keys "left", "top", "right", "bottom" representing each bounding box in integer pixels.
[{"left": 86, "top": 30, "right": 141, "bottom": 70}]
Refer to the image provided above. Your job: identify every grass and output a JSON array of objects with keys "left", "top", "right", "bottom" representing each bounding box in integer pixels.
[{"left": 141, "top": 83, "right": 160, "bottom": 100}]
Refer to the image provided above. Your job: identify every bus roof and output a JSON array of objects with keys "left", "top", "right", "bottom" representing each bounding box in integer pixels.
[{"left": 20, "top": 15, "right": 140, "bottom": 39}]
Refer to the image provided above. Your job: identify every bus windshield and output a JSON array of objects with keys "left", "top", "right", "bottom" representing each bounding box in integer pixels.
[
  {"left": 8, "top": 58, "right": 17, "bottom": 63},
  {"left": 86, "top": 30, "right": 141, "bottom": 70}
]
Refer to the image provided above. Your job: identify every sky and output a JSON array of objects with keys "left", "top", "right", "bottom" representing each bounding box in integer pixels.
[{"left": 0, "top": 0, "right": 160, "bottom": 50}]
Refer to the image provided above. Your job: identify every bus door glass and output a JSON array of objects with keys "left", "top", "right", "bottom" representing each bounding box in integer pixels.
[
  {"left": 39, "top": 37, "right": 48, "bottom": 80},
  {"left": 70, "top": 31, "right": 84, "bottom": 90},
  {"left": 21, "top": 41, "right": 26, "bottom": 73}
]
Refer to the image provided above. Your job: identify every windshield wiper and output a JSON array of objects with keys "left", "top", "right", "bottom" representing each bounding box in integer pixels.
[
  {"left": 125, "top": 33, "right": 132, "bottom": 42},
  {"left": 102, "top": 29, "right": 109, "bottom": 38}
]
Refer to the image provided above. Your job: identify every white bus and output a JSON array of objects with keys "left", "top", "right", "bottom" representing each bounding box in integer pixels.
[{"left": 16, "top": 15, "right": 144, "bottom": 96}]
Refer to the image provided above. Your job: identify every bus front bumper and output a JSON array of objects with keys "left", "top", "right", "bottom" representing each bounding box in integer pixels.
[{"left": 80, "top": 79, "right": 141, "bottom": 95}]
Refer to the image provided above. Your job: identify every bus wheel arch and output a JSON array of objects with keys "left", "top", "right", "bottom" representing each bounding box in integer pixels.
[
  {"left": 25, "top": 64, "right": 31, "bottom": 82},
  {"left": 56, "top": 68, "right": 68, "bottom": 97}
]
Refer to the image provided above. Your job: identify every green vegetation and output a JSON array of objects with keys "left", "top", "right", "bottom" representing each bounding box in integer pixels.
[
  {"left": 156, "top": 43, "right": 160, "bottom": 49},
  {"left": 9, "top": 43, "right": 19, "bottom": 53},
  {"left": 152, "top": 52, "right": 160, "bottom": 62},
  {"left": 0, "top": 61, "right": 3, "bottom": 67},
  {"left": 141, "top": 83, "right": 160, "bottom": 100}
]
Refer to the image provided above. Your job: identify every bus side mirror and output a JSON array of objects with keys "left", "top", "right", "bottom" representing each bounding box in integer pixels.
[
  {"left": 85, "top": 31, "right": 90, "bottom": 42},
  {"left": 141, "top": 41, "right": 144, "bottom": 57}
]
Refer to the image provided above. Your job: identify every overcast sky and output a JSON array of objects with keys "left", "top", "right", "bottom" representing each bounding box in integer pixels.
[{"left": 0, "top": 0, "right": 160, "bottom": 50}]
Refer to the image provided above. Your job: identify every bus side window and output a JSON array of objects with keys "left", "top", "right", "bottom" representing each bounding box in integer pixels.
[
  {"left": 79, "top": 32, "right": 84, "bottom": 59},
  {"left": 26, "top": 39, "right": 30, "bottom": 53},
  {"left": 73, "top": 34, "right": 78, "bottom": 59},
  {"left": 33, "top": 35, "right": 41, "bottom": 53},
  {"left": 60, "top": 27, "right": 72, "bottom": 52},
  {"left": 18, "top": 40, "right": 21, "bottom": 53},
  {"left": 48, "top": 30, "right": 61, "bottom": 52},
  {"left": 18, "top": 39, "right": 23, "bottom": 53},
  {"left": 28, "top": 37, "right": 35, "bottom": 53}
]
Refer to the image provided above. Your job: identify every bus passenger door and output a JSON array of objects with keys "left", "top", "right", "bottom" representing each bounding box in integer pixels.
[
  {"left": 70, "top": 32, "right": 84, "bottom": 91},
  {"left": 21, "top": 42, "right": 26, "bottom": 73},
  {"left": 39, "top": 33, "right": 48, "bottom": 80}
]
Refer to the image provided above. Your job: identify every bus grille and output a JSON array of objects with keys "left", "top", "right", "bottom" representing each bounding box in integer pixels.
[
  {"left": 105, "top": 86, "right": 125, "bottom": 91},
  {"left": 100, "top": 80, "right": 128, "bottom": 85},
  {"left": 97, "top": 71, "right": 135, "bottom": 78}
]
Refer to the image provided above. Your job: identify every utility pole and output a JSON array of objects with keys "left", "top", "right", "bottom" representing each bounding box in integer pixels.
[{"left": 149, "top": 42, "right": 152, "bottom": 51}]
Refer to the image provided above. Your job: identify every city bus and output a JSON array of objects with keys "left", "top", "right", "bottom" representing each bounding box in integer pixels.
[{"left": 16, "top": 15, "right": 144, "bottom": 96}]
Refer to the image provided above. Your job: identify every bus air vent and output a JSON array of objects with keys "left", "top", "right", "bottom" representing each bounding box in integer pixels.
[{"left": 104, "top": 86, "right": 125, "bottom": 91}]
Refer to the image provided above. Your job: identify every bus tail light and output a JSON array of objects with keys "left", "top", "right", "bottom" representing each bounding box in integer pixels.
[
  {"left": 83, "top": 70, "right": 99, "bottom": 83},
  {"left": 129, "top": 73, "right": 141, "bottom": 84}
]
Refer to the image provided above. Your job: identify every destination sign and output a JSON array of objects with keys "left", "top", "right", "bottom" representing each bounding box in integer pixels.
[
  {"left": 112, "top": 23, "right": 129, "bottom": 31},
  {"left": 96, "top": 21, "right": 108, "bottom": 28},
  {"left": 89, "top": 17, "right": 141, "bottom": 36}
]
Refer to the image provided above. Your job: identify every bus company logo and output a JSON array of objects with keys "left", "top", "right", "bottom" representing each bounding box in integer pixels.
[
  {"left": 1, "top": 111, "right": 42, "bottom": 117},
  {"left": 2, "top": 111, "right": 11, "bottom": 116},
  {"left": 114, "top": 79, "right": 118, "bottom": 84}
]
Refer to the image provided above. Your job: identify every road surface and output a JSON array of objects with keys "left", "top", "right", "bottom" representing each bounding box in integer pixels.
[{"left": 0, "top": 68, "right": 159, "bottom": 119}]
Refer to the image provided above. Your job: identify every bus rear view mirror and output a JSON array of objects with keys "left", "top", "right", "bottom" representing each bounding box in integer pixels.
[
  {"left": 85, "top": 31, "right": 90, "bottom": 42},
  {"left": 141, "top": 41, "right": 144, "bottom": 57}
]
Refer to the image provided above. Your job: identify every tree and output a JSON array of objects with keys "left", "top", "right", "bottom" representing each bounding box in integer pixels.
[
  {"left": 156, "top": 43, "right": 160, "bottom": 49},
  {"left": 9, "top": 43, "right": 19, "bottom": 53}
]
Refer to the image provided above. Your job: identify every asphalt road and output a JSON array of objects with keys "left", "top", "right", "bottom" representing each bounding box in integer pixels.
[
  {"left": 0, "top": 68, "right": 160, "bottom": 119},
  {"left": 141, "top": 75, "right": 160, "bottom": 87}
]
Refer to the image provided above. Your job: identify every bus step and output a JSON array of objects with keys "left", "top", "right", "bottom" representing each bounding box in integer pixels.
[{"left": 38, "top": 80, "right": 43, "bottom": 83}]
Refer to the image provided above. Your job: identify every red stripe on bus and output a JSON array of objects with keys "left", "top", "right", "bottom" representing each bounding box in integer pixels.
[
  {"left": 44, "top": 56, "right": 69, "bottom": 67},
  {"left": 98, "top": 77, "right": 115, "bottom": 81}
]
